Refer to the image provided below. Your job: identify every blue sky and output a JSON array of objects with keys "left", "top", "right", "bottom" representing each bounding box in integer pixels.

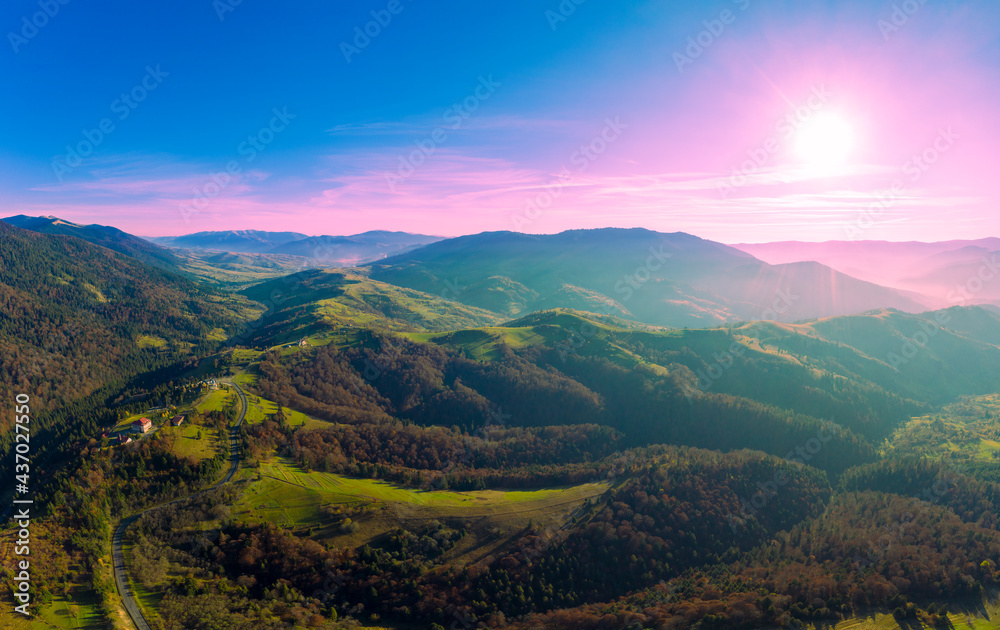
[{"left": 2, "top": 0, "right": 999, "bottom": 241}]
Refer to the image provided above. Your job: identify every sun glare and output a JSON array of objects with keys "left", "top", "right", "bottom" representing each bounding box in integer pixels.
[{"left": 794, "top": 113, "right": 855, "bottom": 169}]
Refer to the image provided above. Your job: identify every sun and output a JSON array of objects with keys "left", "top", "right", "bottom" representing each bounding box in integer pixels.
[{"left": 794, "top": 113, "right": 855, "bottom": 169}]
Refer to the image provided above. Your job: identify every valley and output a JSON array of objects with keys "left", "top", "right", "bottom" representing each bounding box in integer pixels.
[{"left": 4, "top": 221, "right": 1000, "bottom": 630}]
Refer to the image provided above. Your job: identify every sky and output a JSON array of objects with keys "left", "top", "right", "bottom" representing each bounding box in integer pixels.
[{"left": 1, "top": 0, "right": 998, "bottom": 242}]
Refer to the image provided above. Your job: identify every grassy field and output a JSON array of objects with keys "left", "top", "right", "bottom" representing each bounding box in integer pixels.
[
  {"left": 240, "top": 391, "right": 329, "bottom": 429},
  {"left": 400, "top": 311, "right": 650, "bottom": 364},
  {"left": 194, "top": 389, "right": 234, "bottom": 414},
  {"left": 135, "top": 335, "right": 167, "bottom": 349},
  {"left": 0, "top": 561, "right": 122, "bottom": 630},
  {"left": 0, "top": 589, "right": 109, "bottom": 630},
  {"left": 238, "top": 269, "right": 505, "bottom": 347},
  {"left": 232, "top": 458, "right": 610, "bottom": 565},
  {"left": 232, "top": 371, "right": 259, "bottom": 388},
  {"left": 230, "top": 348, "right": 264, "bottom": 365},
  {"left": 258, "top": 461, "right": 599, "bottom": 507},
  {"left": 825, "top": 594, "right": 1000, "bottom": 630},
  {"left": 158, "top": 421, "right": 219, "bottom": 462}
]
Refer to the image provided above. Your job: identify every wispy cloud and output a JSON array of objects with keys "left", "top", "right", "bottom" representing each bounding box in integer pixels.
[
  {"left": 4, "top": 145, "right": 990, "bottom": 244},
  {"left": 325, "top": 115, "right": 582, "bottom": 137}
]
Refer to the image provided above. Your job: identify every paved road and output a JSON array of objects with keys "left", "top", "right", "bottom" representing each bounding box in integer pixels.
[{"left": 112, "top": 381, "right": 247, "bottom": 630}]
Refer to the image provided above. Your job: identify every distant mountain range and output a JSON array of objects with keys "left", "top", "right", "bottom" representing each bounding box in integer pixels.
[
  {"left": 733, "top": 239, "right": 1000, "bottom": 309},
  {"left": 364, "top": 228, "right": 930, "bottom": 328},
  {"left": 11, "top": 215, "right": 1000, "bottom": 329},
  {"left": 148, "top": 229, "right": 444, "bottom": 264},
  {"left": 148, "top": 229, "right": 309, "bottom": 253}
]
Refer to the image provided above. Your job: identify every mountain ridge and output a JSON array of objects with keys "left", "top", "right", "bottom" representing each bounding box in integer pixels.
[
  {"left": 365, "top": 228, "right": 931, "bottom": 328},
  {"left": 2, "top": 214, "right": 182, "bottom": 271},
  {"left": 148, "top": 228, "right": 443, "bottom": 260}
]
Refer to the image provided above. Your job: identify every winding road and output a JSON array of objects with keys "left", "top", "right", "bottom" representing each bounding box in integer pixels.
[{"left": 112, "top": 381, "right": 247, "bottom": 630}]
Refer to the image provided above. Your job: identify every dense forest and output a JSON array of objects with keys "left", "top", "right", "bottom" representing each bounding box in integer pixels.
[
  {"left": 221, "top": 319, "right": 1000, "bottom": 628},
  {"left": 253, "top": 333, "right": 876, "bottom": 475},
  {"left": 244, "top": 419, "right": 625, "bottom": 489}
]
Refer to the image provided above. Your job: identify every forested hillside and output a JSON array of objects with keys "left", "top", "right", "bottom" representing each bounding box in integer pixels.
[
  {"left": 2, "top": 214, "right": 182, "bottom": 271},
  {"left": 0, "top": 222, "right": 260, "bottom": 482},
  {"left": 252, "top": 330, "right": 875, "bottom": 474}
]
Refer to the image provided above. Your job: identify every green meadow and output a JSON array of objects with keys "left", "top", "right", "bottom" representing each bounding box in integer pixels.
[
  {"left": 231, "top": 458, "right": 610, "bottom": 562},
  {"left": 194, "top": 389, "right": 234, "bottom": 414},
  {"left": 240, "top": 391, "right": 329, "bottom": 429},
  {"left": 158, "top": 421, "right": 219, "bottom": 462}
]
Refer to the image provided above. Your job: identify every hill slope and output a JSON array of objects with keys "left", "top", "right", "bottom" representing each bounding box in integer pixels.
[
  {"left": 3, "top": 214, "right": 181, "bottom": 271},
  {"left": 404, "top": 305, "right": 1000, "bottom": 442},
  {"left": 365, "top": 228, "right": 930, "bottom": 328},
  {"left": 238, "top": 268, "right": 505, "bottom": 346}
]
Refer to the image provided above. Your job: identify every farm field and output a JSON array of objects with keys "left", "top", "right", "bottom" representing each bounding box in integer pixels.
[
  {"left": 825, "top": 595, "right": 1000, "bottom": 630},
  {"left": 0, "top": 591, "right": 106, "bottom": 630},
  {"left": 229, "top": 348, "right": 264, "bottom": 365},
  {"left": 259, "top": 460, "right": 605, "bottom": 508}
]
